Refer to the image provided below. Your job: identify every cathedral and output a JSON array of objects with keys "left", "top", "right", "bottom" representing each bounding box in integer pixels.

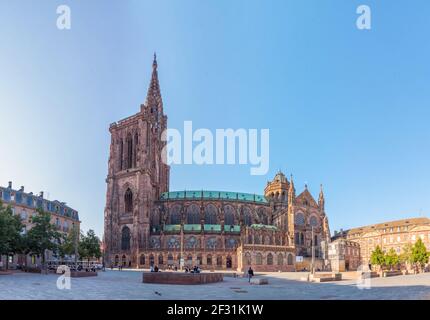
[{"left": 103, "top": 56, "right": 331, "bottom": 272}]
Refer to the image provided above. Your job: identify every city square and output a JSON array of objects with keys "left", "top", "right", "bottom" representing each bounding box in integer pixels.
[{"left": 2, "top": 270, "right": 430, "bottom": 300}]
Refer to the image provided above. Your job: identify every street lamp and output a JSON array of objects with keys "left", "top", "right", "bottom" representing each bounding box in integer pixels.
[{"left": 311, "top": 226, "right": 315, "bottom": 276}]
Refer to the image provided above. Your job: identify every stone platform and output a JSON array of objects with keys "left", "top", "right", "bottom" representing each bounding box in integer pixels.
[
  {"left": 142, "top": 272, "right": 223, "bottom": 285},
  {"left": 310, "top": 273, "right": 342, "bottom": 282}
]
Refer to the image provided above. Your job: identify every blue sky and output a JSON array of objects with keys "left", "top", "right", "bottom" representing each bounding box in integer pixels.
[{"left": 1, "top": 0, "right": 429, "bottom": 237}]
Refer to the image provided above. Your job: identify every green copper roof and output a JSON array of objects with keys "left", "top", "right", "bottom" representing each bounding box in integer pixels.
[
  {"left": 183, "top": 224, "right": 202, "bottom": 232},
  {"left": 250, "top": 224, "right": 278, "bottom": 231},
  {"left": 160, "top": 191, "right": 268, "bottom": 204},
  {"left": 164, "top": 224, "right": 181, "bottom": 232},
  {"left": 204, "top": 224, "right": 222, "bottom": 232}
]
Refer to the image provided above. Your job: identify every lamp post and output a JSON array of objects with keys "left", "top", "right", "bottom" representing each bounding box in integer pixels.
[
  {"left": 311, "top": 226, "right": 315, "bottom": 275},
  {"left": 74, "top": 225, "right": 79, "bottom": 272}
]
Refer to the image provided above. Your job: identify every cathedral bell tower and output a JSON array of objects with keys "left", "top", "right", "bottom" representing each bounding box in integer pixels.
[{"left": 104, "top": 55, "right": 170, "bottom": 267}]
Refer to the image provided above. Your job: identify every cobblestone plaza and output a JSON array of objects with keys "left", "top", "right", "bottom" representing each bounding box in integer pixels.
[{"left": 1, "top": 270, "right": 430, "bottom": 300}]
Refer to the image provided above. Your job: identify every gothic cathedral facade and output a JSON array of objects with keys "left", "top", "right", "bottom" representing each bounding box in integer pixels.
[{"left": 104, "top": 56, "right": 331, "bottom": 272}]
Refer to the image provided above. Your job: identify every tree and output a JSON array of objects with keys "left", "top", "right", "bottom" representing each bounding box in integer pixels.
[
  {"left": 0, "top": 201, "right": 24, "bottom": 270},
  {"left": 59, "top": 225, "right": 79, "bottom": 259},
  {"left": 411, "top": 238, "right": 429, "bottom": 272},
  {"left": 370, "top": 246, "right": 385, "bottom": 271},
  {"left": 26, "top": 209, "right": 62, "bottom": 271},
  {"left": 384, "top": 248, "right": 399, "bottom": 271},
  {"left": 79, "top": 230, "right": 101, "bottom": 264},
  {"left": 399, "top": 243, "right": 413, "bottom": 269}
]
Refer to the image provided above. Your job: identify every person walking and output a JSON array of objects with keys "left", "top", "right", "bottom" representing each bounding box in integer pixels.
[{"left": 248, "top": 267, "right": 254, "bottom": 283}]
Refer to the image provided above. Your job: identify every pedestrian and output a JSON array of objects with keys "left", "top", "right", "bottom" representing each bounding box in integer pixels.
[{"left": 248, "top": 267, "right": 254, "bottom": 283}]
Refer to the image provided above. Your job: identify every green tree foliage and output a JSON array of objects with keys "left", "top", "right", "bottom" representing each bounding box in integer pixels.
[
  {"left": 370, "top": 245, "right": 385, "bottom": 269},
  {"left": 411, "top": 238, "right": 429, "bottom": 271},
  {"left": 384, "top": 248, "right": 400, "bottom": 270},
  {"left": 399, "top": 243, "right": 413, "bottom": 265},
  {"left": 26, "top": 209, "right": 62, "bottom": 265},
  {"left": 59, "top": 224, "right": 80, "bottom": 258},
  {"left": 79, "top": 229, "right": 101, "bottom": 263},
  {"left": 0, "top": 201, "right": 24, "bottom": 269}
]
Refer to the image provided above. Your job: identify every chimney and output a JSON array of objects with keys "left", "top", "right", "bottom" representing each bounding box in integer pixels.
[
  {"left": 39, "top": 191, "right": 44, "bottom": 198},
  {"left": 20, "top": 186, "right": 24, "bottom": 192},
  {"left": 8, "top": 181, "right": 12, "bottom": 189}
]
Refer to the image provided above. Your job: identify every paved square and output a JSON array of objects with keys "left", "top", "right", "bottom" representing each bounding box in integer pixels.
[{"left": 1, "top": 270, "right": 430, "bottom": 300}]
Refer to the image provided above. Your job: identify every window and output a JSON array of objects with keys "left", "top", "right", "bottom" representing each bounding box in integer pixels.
[
  {"left": 169, "top": 205, "right": 182, "bottom": 224},
  {"left": 205, "top": 205, "right": 218, "bottom": 224},
  {"left": 256, "top": 253, "right": 263, "bottom": 265},
  {"left": 119, "top": 139, "right": 124, "bottom": 170},
  {"left": 245, "top": 252, "right": 251, "bottom": 265},
  {"left": 226, "top": 238, "right": 236, "bottom": 249},
  {"left": 295, "top": 213, "right": 305, "bottom": 226},
  {"left": 186, "top": 236, "right": 198, "bottom": 249},
  {"left": 287, "top": 254, "right": 293, "bottom": 265},
  {"left": 167, "top": 237, "right": 180, "bottom": 249},
  {"left": 277, "top": 254, "right": 283, "bottom": 266},
  {"left": 151, "top": 210, "right": 161, "bottom": 229},
  {"left": 267, "top": 253, "right": 273, "bottom": 265},
  {"left": 134, "top": 133, "right": 138, "bottom": 167},
  {"left": 186, "top": 205, "right": 200, "bottom": 224},
  {"left": 226, "top": 255, "right": 232, "bottom": 269},
  {"left": 140, "top": 255, "right": 145, "bottom": 265},
  {"left": 206, "top": 254, "right": 212, "bottom": 265},
  {"left": 224, "top": 205, "right": 235, "bottom": 226},
  {"left": 243, "top": 207, "right": 252, "bottom": 226},
  {"left": 121, "top": 226, "right": 131, "bottom": 250},
  {"left": 310, "top": 216, "right": 318, "bottom": 227},
  {"left": 206, "top": 237, "right": 218, "bottom": 249},
  {"left": 216, "top": 256, "right": 222, "bottom": 267},
  {"left": 124, "top": 188, "right": 133, "bottom": 213},
  {"left": 257, "top": 208, "right": 268, "bottom": 225},
  {"left": 126, "top": 133, "right": 133, "bottom": 169},
  {"left": 158, "top": 254, "right": 163, "bottom": 265},
  {"left": 20, "top": 210, "right": 27, "bottom": 221}
]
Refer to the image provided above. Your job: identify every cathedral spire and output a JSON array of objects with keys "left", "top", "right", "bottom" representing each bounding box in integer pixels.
[
  {"left": 153, "top": 52, "right": 157, "bottom": 68},
  {"left": 288, "top": 174, "right": 295, "bottom": 205},
  {"left": 145, "top": 53, "right": 163, "bottom": 118},
  {"left": 318, "top": 184, "right": 325, "bottom": 211}
]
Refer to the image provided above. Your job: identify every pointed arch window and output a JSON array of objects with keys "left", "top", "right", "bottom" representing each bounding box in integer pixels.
[
  {"left": 126, "top": 133, "right": 133, "bottom": 169},
  {"left": 134, "top": 133, "right": 138, "bottom": 167},
  {"left": 224, "top": 205, "right": 235, "bottom": 226},
  {"left": 243, "top": 207, "right": 252, "bottom": 226},
  {"left": 267, "top": 253, "right": 273, "bottom": 265},
  {"left": 204, "top": 204, "right": 218, "bottom": 224},
  {"left": 186, "top": 204, "right": 200, "bottom": 224},
  {"left": 124, "top": 188, "right": 133, "bottom": 213},
  {"left": 121, "top": 226, "right": 131, "bottom": 251},
  {"left": 119, "top": 139, "right": 124, "bottom": 170}
]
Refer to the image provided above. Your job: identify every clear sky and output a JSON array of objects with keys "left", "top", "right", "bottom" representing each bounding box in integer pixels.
[{"left": 1, "top": 0, "right": 429, "bottom": 238}]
